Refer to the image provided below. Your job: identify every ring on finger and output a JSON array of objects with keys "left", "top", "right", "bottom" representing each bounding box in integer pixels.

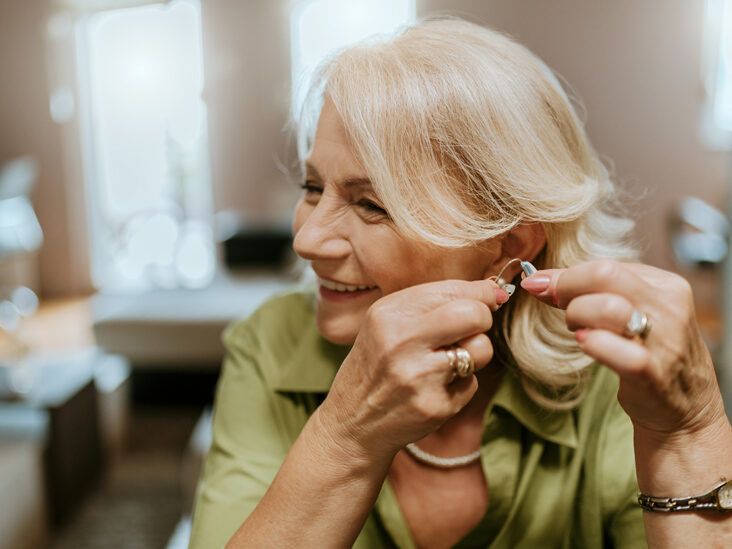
[
  {"left": 445, "top": 347, "right": 458, "bottom": 369},
  {"left": 445, "top": 347, "right": 458, "bottom": 381},
  {"left": 453, "top": 346, "right": 475, "bottom": 378},
  {"left": 623, "top": 309, "right": 652, "bottom": 341}
]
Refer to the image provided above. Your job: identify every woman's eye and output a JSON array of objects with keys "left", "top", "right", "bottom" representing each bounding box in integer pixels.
[
  {"left": 299, "top": 182, "right": 322, "bottom": 195},
  {"left": 356, "top": 200, "right": 388, "bottom": 218}
]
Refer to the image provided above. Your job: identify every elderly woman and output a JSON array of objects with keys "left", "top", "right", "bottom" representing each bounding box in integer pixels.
[{"left": 190, "top": 18, "right": 732, "bottom": 548}]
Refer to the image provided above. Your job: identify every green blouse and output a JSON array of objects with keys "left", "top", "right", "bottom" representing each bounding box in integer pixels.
[{"left": 190, "top": 290, "right": 647, "bottom": 548}]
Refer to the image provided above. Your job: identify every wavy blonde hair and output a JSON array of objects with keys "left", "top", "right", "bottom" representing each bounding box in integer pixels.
[{"left": 295, "top": 17, "right": 639, "bottom": 409}]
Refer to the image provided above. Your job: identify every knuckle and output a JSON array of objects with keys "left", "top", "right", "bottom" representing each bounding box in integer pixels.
[
  {"left": 389, "top": 364, "right": 415, "bottom": 389},
  {"left": 367, "top": 322, "right": 402, "bottom": 363},
  {"left": 447, "top": 300, "right": 492, "bottom": 332},
  {"left": 603, "top": 294, "right": 629, "bottom": 321},
  {"left": 365, "top": 302, "right": 387, "bottom": 325},
  {"left": 669, "top": 275, "right": 694, "bottom": 308},
  {"left": 375, "top": 330, "right": 402, "bottom": 359},
  {"left": 634, "top": 364, "right": 656, "bottom": 386},
  {"left": 413, "top": 396, "right": 447, "bottom": 423},
  {"left": 657, "top": 274, "right": 695, "bottom": 322},
  {"left": 668, "top": 273, "right": 692, "bottom": 295},
  {"left": 588, "top": 259, "right": 621, "bottom": 286},
  {"left": 365, "top": 306, "right": 407, "bottom": 355},
  {"left": 441, "top": 280, "right": 467, "bottom": 300},
  {"left": 626, "top": 351, "right": 656, "bottom": 380},
  {"left": 564, "top": 298, "right": 581, "bottom": 320}
]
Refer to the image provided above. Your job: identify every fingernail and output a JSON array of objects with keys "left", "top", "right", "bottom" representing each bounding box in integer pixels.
[
  {"left": 520, "top": 275, "right": 550, "bottom": 293},
  {"left": 495, "top": 288, "right": 509, "bottom": 304},
  {"left": 575, "top": 329, "right": 589, "bottom": 343}
]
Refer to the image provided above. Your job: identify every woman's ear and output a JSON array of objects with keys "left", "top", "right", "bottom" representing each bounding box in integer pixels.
[{"left": 482, "top": 223, "right": 547, "bottom": 281}]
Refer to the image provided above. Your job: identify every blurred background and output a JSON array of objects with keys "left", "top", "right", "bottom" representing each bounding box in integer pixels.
[{"left": 0, "top": 0, "right": 731, "bottom": 547}]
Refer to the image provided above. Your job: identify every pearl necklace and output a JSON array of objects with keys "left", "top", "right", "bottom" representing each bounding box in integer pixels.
[{"left": 404, "top": 442, "right": 482, "bottom": 469}]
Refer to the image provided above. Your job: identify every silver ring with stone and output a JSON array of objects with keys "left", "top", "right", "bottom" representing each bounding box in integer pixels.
[{"left": 624, "top": 309, "right": 651, "bottom": 340}]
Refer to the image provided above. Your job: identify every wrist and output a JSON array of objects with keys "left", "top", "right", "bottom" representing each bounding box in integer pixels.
[
  {"left": 304, "top": 405, "right": 394, "bottom": 478},
  {"left": 633, "top": 414, "right": 732, "bottom": 495}
]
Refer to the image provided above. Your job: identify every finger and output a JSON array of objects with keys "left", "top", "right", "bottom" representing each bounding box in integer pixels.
[
  {"left": 439, "top": 333, "right": 494, "bottom": 384},
  {"left": 445, "top": 375, "right": 479, "bottom": 409},
  {"left": 565, "top": 293, "right": 635, "bottom": 334},
  {"left": 521, "top": 260, "right": 648, "bottom": 310},
  {"left": 421, "top": 299, "right": 493, "bottom": 347},
  {"left": 575, "top": 328, "right": 651, "bottom": 379},
  {"left": 519, "top": 268, "right": 563, "bottom": 307},
  {"left": 406, "top": 278, "right": 509, "bottom": 313},
  {"left": 457, "top": 333, "right": 493, "bottom": 374}
]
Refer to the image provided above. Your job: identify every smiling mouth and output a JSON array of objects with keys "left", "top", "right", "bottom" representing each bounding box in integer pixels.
[{"left": 317, "top": 277, "right": 378, "bottom": 293}]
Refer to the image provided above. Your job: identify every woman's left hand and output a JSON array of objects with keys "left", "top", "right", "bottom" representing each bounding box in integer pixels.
[
  {"left": 522, "top": 259, "right": 732, "bottom": 545},
  {"left": 520, "top": 259, "right": 727, "bottom": 444}
]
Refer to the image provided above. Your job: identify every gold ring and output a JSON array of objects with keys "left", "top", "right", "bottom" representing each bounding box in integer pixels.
[
  {"left": 453, "top": 346, "right": 475, "bottom": 378},
  {"left": 446, "top": 348, "right": 458, "bottom": 369}
]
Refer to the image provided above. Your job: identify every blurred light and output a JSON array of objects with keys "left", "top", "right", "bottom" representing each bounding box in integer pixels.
[
  {"left": 712, "top": 0, "right": 732, "bottom": 130},
  {"left": 175, "top": 222, "right": 215, "bottom": 288},
  {"left": 679, "top": 196, "right": 730, "bottom": 236},
  {"left": 10, "top": 287, "right": 39, "bottom": 317},
  {"left": 0, "top": 197, "right": 44, "bottom": 254},
  {"left": 671, "top": 196, "right": 729, "bottom": 267},
  {"left": 703, "top": 0, "right": 732, "bottom": 147},
  {"left": 86, "top": 0, "right": 207, "bottom": 222},
  {"left": 290, "top": 0, "right": 415, "bottom": 120},
  {"left": 8, "top": 361, "right": 35, "bottom": 396},
  {"left": 122, "top": 211, "right": 180, "bottom": 272},
  {"left": 674, "top": 233, "right": 728, "bottom": 265},
  {"left": 0, "top": 301, "right": 20, "bottom": 332},
  {"left": 49, "top": 87, "right": 76, "bottom": 124},
  {"left": 78, "top": 0, "right": 214, "bottom": 291},
  {"left": 213, "top": 210, "right": 240, "bottom": 242}
]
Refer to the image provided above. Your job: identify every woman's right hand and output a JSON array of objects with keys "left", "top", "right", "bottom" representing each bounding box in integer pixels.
[{"left": 316, "top": 279, "right": 508, "bottom": 464}]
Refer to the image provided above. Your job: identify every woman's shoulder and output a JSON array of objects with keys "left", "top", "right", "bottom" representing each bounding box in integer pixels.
[
  {"left": 224, "top": 286, "right": 314, "bottom": 339},
  {"left": 220, "top": 286, "right": 345, "bottom": 393},
  {"left": 221, "top": 286, "right": 317, "bottom": 366}
]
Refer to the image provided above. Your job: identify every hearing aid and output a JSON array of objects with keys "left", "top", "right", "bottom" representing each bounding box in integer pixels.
[{"left": 489, "top": 258, "right": 537, "bottom": 299}]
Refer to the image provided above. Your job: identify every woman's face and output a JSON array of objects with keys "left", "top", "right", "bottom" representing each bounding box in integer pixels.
[{"left": 292, "top": 102, "right": 502, "bottom": 345}]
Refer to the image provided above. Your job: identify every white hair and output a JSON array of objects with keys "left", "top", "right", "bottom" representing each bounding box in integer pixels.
[{"left": 295, "top": 17, "right": 639, "bottom": 409}]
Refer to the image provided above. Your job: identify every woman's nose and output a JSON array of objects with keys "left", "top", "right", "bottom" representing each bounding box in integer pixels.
[{"left": 292, "top": 202, "right": 351, "bottom": 261}]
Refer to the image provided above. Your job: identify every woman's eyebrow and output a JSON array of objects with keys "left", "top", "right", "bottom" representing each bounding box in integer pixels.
[
  {"left": 342, "top": 177, "right": 373, "bottom": 190},
  {"left": 304, "top": 161, "right": 372, "bottom": 189},
  {"left": 304, "top": 161, "right": 322, "bottom": 179}
]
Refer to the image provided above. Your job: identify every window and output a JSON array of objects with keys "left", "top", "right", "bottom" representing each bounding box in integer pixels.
[
  {"left": 702, "top": 0, "right": 732, "bottom": 148},
  {"left": 76, "top": 0, "right": 214, "bottom": 291},
  {"left": 290, "top": 0, "right": 415, "bottom": 121}
]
